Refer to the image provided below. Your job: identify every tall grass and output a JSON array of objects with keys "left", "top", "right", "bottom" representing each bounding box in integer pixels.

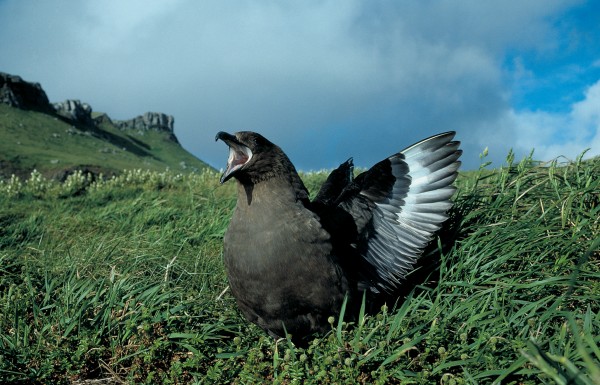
[{"left": 0, "top": 154, "right": 598, "bottom": 384}]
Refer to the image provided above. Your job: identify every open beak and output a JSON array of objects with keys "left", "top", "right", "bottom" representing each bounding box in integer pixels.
[{"left": 215, "top": 131, "right": 253, "bottom": 184}]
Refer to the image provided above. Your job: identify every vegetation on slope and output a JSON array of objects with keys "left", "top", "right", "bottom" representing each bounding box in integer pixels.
[
  {"left": 0, "top": 152, "right": 598, "bottom": 384},
  {"left": 0, "top": 104, "right": 210, "bottom": 180}
]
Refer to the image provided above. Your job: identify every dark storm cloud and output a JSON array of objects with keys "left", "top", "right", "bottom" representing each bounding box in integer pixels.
[{"left": 1, "top": 0, "right": 597, "bottom": 170}]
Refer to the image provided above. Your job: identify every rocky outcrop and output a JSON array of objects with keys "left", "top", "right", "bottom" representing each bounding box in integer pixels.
[
  {"left": 2, "top": 72, "right": 180, "bottom": 144},
  {"left": 0, "top": 72, "right": 52, "bottom": 112},
  {"left": 114, "top": 112, "right": 174, "bottom": 132},
  {"left": 93, "top": 113, "right": 113, "bottom": 125},
  {"left": 114, "top": 112, "right": 179, "bottom": 143},
  {"left": 53, "top": 100, "right": 94, "bottom": 126}
]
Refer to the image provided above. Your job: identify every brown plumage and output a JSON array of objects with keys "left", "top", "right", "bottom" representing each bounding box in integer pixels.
[{"left": 216, "top": 131, "right": 461, "bottom": 344}]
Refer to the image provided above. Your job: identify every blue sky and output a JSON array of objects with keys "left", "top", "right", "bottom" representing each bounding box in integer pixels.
[
  {"left": 1, "top": 0, "right": 599, "bottom": 171},
  {"left": 506, "top": 4, "right": 600, "bottom": 112}
]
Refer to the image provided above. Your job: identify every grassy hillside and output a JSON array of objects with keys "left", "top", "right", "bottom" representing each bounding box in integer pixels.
[
  {"left": 0, "top": 153, "right": 598, "bottom": 384},
  {"left": 0, "top": 104, "right": 210, "bottom": 180}
]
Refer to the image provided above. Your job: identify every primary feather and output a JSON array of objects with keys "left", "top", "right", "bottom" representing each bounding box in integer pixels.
[{"left": 216, "top": 131, "right": 461, "bottom": 344}]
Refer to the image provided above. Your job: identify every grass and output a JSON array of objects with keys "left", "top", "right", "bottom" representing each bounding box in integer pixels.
[
  {"left": 0, "top": 152, "right": 598, "bottom": 384},
  {"left": 0, "top": 104, "right": 210, "bottom": 180}
]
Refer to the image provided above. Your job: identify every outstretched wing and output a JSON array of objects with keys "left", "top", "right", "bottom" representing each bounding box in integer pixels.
[{"left": 341, "top": 132, "right": 461, "bottom": 292}]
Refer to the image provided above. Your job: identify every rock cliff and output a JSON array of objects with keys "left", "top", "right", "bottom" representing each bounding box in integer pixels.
[
  {"left": 53, "top": 99, "right": 94, "bottom": 126},
  {"left": 114, "top": 112, "right": 179, "bottom": 143},
  {"left": 1, "top": 72, "right": 180, "bottom": 144},
  {"left": 0, "top": 72, "right": 52, "bottom": 112}
]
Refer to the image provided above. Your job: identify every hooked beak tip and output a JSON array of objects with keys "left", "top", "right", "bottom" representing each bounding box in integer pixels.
[{"left": 215, "top": 131, "right": 236, "bottom": 143}]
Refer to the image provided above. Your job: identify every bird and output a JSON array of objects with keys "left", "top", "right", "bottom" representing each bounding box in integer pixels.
[{"left": 215, "top": 131, "right": 461, "bottom": 344}]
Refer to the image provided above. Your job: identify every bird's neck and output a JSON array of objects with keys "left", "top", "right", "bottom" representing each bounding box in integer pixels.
[{"left": 235, "top": 176, "right": 307, "bottom": 208}]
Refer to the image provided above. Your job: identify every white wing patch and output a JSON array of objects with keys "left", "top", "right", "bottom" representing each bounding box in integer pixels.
[{"left": 361, "top": 132, "right": 461, "bottom": 292}]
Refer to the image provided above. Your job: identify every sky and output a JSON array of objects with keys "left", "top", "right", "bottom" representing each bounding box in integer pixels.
[{"left": 1, "top": 0, "right": 599, "bottom": 171}]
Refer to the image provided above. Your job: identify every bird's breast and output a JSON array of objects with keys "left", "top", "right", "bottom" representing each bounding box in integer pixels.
[{"left": 224, "top": 198, "right": 331, "bottom": 272}]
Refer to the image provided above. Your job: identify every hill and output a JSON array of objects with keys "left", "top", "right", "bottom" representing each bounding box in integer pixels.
[{"left": 0, "top": 72, "right": 211, "bottom": 180}]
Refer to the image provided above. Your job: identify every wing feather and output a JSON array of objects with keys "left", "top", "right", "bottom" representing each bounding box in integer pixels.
[
  {"left": 312, "top": 131, "right": 461, "bottom": 294},
  {"left": 357, "top": 132, "right": 461, "bottom": 292}
]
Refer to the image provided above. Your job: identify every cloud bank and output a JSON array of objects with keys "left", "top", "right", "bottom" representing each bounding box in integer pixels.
[{"left": 0, "top": 0, "right": 597, "bottom": 170}]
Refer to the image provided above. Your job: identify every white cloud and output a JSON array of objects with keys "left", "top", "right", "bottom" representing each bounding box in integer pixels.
[
  {"left": 0, "top": 0, "right": 594, "bottom": 170},
  {"left": 79, "top": 1, "right": 185, "bottom": 52},
  {"left": 485, "top": 80, "right": 600, "bottom": 164}
]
